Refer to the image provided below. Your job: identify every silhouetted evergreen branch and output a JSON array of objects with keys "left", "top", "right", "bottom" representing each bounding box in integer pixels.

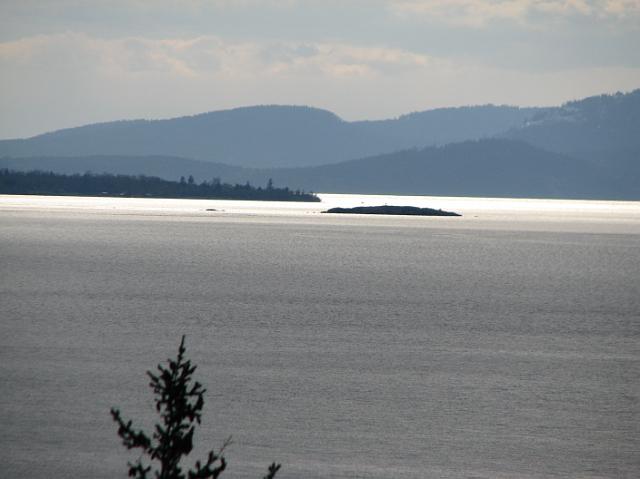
[{"left": 111, "top": 335, "right": 280, "bottom": 479}]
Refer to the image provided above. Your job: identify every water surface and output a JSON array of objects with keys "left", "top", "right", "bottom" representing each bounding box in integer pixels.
[{"left": 1, "top": 194, "right": 639, "bottom": 478}]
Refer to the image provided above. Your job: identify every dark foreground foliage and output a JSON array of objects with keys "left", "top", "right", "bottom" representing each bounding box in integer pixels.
[
  {"left": 111, "top": 336, "right": 281, "bottom": 479},
  {"left": 324, "top": 205, "right": 461, "bottom": 216},
  {"left": 0, "top": 169, "right": 319, "bottom": 202}
]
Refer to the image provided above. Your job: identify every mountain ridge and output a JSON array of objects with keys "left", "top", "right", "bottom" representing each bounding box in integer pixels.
[
  {"left": 504, "top": 89, "right": 640, "bottom": 155},
  {"left": 1, "top": 88, "right": 638, "bottom": 200},
  {"left": 0, "top": 104, "right": 539, "bottom": 168},
  {"left": 6, "top": 137, "right": 635, "bottom": 200}
]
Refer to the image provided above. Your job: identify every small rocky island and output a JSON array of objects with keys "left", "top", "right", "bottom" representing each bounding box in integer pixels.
[{"left": 323, "top": 205, "right": 461, "bottom": 216}]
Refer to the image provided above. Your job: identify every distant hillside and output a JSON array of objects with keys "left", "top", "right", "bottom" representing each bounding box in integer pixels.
[
  {"left": 504, "top": 89, "right": 640, "bottom": 155},
  {"left": 6, "top": 138, "right": 635, "bottom": 200},
  {"left": 261, "top": 139, "right": 606, "bottom": 199},
  {"left": 500, "top": 90, "right": 640, "bottom": 199},
  {"left": 0, "top": 155, "right": 241, "bottom": 182},
  {"left": 2, "top": 90, "right": 637, "bottom": 200},
  {"left": 0, "top": 105, "right": 537, "bottom": 168}
]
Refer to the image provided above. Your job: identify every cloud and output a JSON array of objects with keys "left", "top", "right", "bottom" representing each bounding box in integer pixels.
[
  {"left": 261, "top": 42, "right": 434, "bottom": 78},
  {"left": 1, "top": 31, "right": 639, "bottom": 138},
  {"left": 389, "top": 0, "right": 640, "bottom": 27},
  {"left": 0, "top": 32, "right": 445, "bottom": 136},
  {"left": 0, "top": 33, "right": 436, "bottom": 81},
  {"left": 604, "top": 0, "right": 640, "bottom": 16}
]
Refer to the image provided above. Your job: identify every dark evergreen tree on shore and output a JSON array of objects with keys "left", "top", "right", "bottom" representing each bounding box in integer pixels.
[
  {"left": 111, "top": 336, "right": 281, "bottom": 479},
  {"left": 0, "top": 169, "right": 320, "bottom": 202}
]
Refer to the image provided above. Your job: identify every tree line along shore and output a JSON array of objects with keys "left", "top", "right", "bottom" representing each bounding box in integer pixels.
[{"left": 0, "top": 169, "right": 320, "bottom": 202}]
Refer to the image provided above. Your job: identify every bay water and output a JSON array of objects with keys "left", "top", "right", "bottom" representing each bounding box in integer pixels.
[{"left": 1, "top": 194, "right": 639, "bottom": 478}]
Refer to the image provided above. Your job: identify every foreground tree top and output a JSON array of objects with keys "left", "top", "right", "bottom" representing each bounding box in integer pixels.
[{"left": 111, "top": 335, "right": 280, "bottom": 479}]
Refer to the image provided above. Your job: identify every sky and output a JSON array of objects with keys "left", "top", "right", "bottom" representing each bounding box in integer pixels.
[{"left": 1, "top": 0, "right": 639, "bottom": 139}]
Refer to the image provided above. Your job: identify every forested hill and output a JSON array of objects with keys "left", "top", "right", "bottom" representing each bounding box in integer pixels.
[
  {"left": 0, "top": 105, "right": 537, "bottom": 168},
  {"left": 249, "top": 139, "right": 609, "bottom": 199},
  {"left": 6, "top": 138, "right": 634, "bottom": 200},
  {"left": 504, "top": 89, "right": 640, "bottom": 155},
  {"left": 0, "top": 155, "right": 242, "bottom": 182},
  {"left": 1, "top": 89, "right": 637, "bottom": 200}
]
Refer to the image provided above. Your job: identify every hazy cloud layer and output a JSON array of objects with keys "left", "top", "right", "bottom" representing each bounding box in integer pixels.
[
  {"left": 390, "top": 0, "right": 640, "bottom": 26},
  {"left": 1, "top": 1, "right": 639, "bottom": 137}
]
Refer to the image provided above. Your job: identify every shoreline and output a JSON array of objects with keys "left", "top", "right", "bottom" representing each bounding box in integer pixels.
[{"left": 2, "top": 194, "right": 640, "bottom": 235}]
